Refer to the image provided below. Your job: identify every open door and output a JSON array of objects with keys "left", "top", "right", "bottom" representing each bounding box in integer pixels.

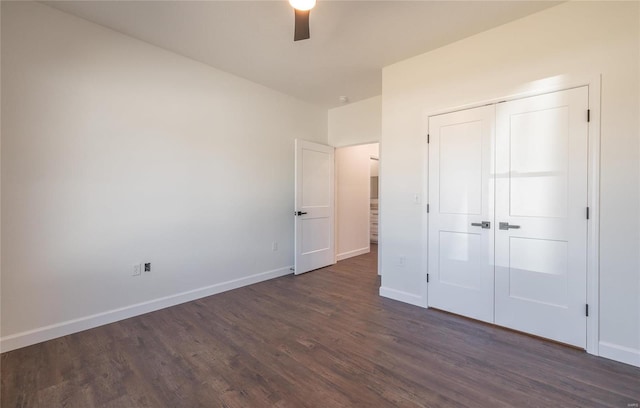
[{"left": 294, "top": 139, "right": 335, "bottom": 274}]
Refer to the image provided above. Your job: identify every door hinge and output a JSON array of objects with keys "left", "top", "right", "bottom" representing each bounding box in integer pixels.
[
  {"left": 586, "top": 207, "right": 590, "bottom": 220},
  {"left": 585, "top": 304, "right": 589, "bottom": 317},
  {"left": 587, "top": 109, "right": 591, "bottom": 122},
  {"left": 426, "top": 273, "right": 430, "bottom": 283},
  {"left": 426, "top": 204, "right": 430, "bottom": 213},
  {"left": 427, "top": 134, "right": 430, "bottom": 143}
]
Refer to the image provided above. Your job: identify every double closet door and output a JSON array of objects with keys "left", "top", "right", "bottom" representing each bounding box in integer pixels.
[{"left": 428, "top": 87, "right": 589, "bottom": 348}]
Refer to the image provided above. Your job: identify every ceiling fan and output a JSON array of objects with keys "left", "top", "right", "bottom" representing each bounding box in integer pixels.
[{"left": 289, "top": 0, "right": 316, "bottom": 41}]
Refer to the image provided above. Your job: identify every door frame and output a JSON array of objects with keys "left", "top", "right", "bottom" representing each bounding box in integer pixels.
[{"left": 422, "top": 74, "right": 601, "bottom": 356}]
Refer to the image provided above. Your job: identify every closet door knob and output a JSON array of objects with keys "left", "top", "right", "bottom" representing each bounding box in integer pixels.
[{"left": 499, "top": 222, "right": 520, "bottom": 230}]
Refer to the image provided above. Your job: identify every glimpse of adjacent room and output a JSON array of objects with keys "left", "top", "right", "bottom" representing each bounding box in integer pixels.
[{"left": 335, "top": 143, "right": 379, "bottom": 262}]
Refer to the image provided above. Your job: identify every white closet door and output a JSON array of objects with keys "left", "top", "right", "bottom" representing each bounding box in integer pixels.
[
  {"left": 494, "top": 87, "right": 589, "bottom": 348},
  {"left": 428, "top": 105, "right": 495, "bottom": 323}
]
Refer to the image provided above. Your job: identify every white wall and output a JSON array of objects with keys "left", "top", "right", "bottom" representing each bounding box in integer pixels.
[
  {"left": 0, "top": 2, "right": 327, "bottom": 351},
  {"left": 335, "top": 143, "right": 378, "bottom": 260},
  {"left": 380, "top": 1, "right": 640, "bottom": 366},
  {"left": 328, "top": 96, "right": 381, "bottom": 147}
]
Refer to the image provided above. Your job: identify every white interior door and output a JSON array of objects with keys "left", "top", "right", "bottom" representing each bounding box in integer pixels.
[
  {"left": 427, "top": 105, "right": 495, "bottom": 323},
  {"left": 494, "top": 87, "right": 589, "bottom": 348},
  {"left": 294, "top": 139, "right": 335, "bottom": 275}
]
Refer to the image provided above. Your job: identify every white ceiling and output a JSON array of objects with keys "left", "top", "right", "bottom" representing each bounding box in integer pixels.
[{"left": 44, "top": 1, "right": 560, "bottom": 108}]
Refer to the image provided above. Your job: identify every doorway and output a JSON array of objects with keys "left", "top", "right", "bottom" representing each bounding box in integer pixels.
[{"left": 335, "top": 143, "right": 379, "bottom": 261}]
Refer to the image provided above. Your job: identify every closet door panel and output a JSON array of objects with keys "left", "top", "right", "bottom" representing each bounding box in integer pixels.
[
  {"left": 494, "top": 87, "right": 589, "bottom": 348},
  {"left": 428, "top": 105, "right": 495, "bottom": 323}
]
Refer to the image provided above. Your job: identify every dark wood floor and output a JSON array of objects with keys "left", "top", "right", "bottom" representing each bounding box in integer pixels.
[{"left": 2, "top": 245, "right": 639, "bottom": 407}]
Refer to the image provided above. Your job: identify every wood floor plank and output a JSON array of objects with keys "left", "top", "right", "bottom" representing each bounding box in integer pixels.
[{"left": 2, "top": 245, "right": 639, "bottom": 407}]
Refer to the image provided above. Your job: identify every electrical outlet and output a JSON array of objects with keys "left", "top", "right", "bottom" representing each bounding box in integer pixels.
[
  {"left": 272, "top": 242, "right": 278, "bottom": 251},
  {"left": 398, "top": 256, "right": 406, "bottom": 267},
  {"left": 132, "top": 263, "right": 142, "bottom": 276},
  {"left": 144, "top": 262, "right": 151, "bottom": 273}
]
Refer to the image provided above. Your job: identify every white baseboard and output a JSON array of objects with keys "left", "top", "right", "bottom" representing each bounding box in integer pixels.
[
  {"left": 599, "top": 341, "right": 640, "bottom": 368},
  {"left": 336, "top": 247, "right": 370, "bottom": 261},
  {"left": 1, "top": 266, "right": 293, "bottom": 353},
  {"left": 379, "top": 286, "right": 426, "bottom": 308}
]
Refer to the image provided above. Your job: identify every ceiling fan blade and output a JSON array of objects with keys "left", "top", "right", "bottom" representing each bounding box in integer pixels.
[{"left": 294, "top": 9, "right": 310, "bottom": 41}]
